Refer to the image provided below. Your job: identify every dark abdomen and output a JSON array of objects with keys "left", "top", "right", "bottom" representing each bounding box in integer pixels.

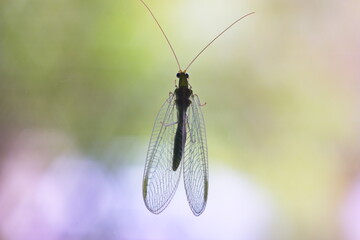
[{"left": 172, "top": 118, "right": 185, "bottom": 171}]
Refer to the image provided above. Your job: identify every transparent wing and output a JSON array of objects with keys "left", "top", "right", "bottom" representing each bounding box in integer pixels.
[
  {"left": 184, "top": 94, "right": 209, "bottom": 216},
  {"left": 143, "top": 93, "right": 182, "bottom": 214}
]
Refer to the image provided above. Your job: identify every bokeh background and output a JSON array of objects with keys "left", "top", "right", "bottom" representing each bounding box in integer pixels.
[{"left": 1, "top": 0, "right": 359, "bottom": 239}]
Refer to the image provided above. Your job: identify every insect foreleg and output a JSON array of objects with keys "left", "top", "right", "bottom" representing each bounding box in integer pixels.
[{"left": 194, "top": 94, "right": 207, "bottom": 107}]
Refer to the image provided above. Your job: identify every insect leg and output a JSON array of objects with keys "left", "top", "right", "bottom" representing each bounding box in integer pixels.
[
  {"left": 194, "top": 94, "right": 207, "bottom": 107},
  {"left": 167, "top": 92, "right": 174, "bottom": 102},
  {"left": 160, "top": 121, "right": 178, "bottom": 127}
]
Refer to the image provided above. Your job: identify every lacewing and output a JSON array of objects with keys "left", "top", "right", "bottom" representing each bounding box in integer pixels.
[{"left": 140, "top": 0, "right": 254, "bottom": 216}]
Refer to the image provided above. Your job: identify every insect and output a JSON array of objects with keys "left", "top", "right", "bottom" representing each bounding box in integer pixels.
[{"left": 141, "top": 0, "right": 254, "bottom": 216}]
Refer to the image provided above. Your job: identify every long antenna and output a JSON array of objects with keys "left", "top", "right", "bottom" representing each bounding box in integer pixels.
[
  {"left": 185, "top": 12, "right": 255, "bottom": 72},
  {"left": 140, "top": 0, "right": 182, "bottom": 71}
]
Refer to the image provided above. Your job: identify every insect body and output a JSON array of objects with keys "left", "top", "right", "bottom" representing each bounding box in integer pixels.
[
  {"left": 143, "top": 71, "right": 208, "bottom": 216},
  {"left": 140, "top": 0, "right": 254, "bottom": 216},
  {"left": 173, "top": 72, "right": 192, "bottom": 171}
]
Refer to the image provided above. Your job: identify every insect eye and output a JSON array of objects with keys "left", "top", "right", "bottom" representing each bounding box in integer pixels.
[
  {"left": 176, "top": 73, "right": 180, "bottom": 78},
  {"left": 185, "top": 73, "right": 189, "bottom": 78}
]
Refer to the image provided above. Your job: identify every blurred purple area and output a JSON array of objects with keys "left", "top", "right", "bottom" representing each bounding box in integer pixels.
[
  {"left": 0, "top": 130, "right": 278, "bottom": 240},
  {"left": 1, "top": 129, "right": 360, "bottom": 240},
  {"left": 341, "top": 176, "right": 360, "bottom": 240}
]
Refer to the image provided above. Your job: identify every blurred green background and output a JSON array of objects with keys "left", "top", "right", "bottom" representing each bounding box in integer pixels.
[{"left": 0, "top": 0, "right": 359, "bottom": 239}]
